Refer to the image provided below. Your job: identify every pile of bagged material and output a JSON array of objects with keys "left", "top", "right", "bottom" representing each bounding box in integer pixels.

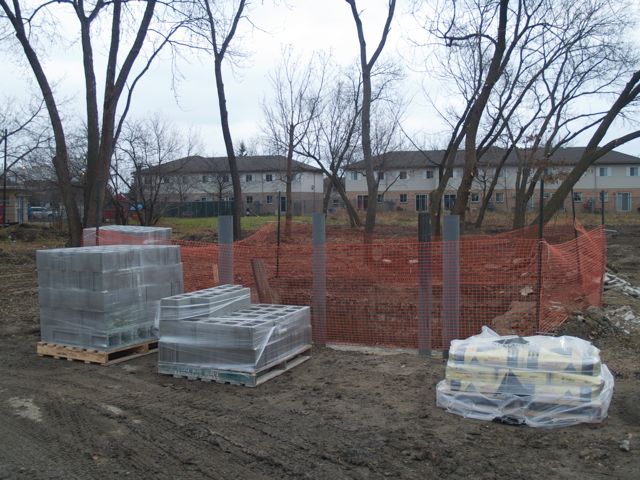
[
  {"left": 83, "top": 225, "right": 172, "bottom": 246},
  {"left": 37, "top": 245, "right": 183, "bottom": 350},
  {"left": 436, "top": 327, "right": 614, "bottom": 428},
  {"left": 158, "top": 285, "right": 311, "bottom": 376}
]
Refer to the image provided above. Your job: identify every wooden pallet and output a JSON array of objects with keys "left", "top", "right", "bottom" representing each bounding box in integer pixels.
[
  {"left": 159, "top": 346, "right": 311, "bottom": 387},
  {"left": 37, "top": 340, "right": 158, "bottom": 366}
]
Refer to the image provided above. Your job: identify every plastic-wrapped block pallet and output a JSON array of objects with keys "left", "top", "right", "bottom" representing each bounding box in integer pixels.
[
  {"left": 37, "top": 245, "right": 183, "bottom": 350},
  {"left": 83, "top": 225, "right": 172, "bottom": 246},
  {"left": 158, "top": 285, "right": 311, "bottom": 377},
  {"left": 436, "top": 327, "right": 614, "bottom": 428}
]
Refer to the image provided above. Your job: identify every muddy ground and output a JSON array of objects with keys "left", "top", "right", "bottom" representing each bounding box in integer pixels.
[{"left": 1, "top": 225, "right": 639, "bottom": 479}]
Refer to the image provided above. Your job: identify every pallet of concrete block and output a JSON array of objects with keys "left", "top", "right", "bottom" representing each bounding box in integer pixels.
[
  {"left": 36, "top": 245, "right": 183, "bottom": 364},
  {"left": 158, "top": 285, "right": 312, "bottom": 386},
  {"left": 83, "top": 225, "right": 172, "bottom": 246},
  {"left": 436, "top": 327, "right": 614, "bottom": 428}
]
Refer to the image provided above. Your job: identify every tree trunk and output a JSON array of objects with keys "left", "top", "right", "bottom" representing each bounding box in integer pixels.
[
  {"left": 331, "top": 175, "right": 361, "bottom": 228},
  {"left": 451, "top": 0, "right": 509, "bottom": 224},
  {"left": 0, "top": 2, "right": 82, "bottom": 245},
  {"left": 214, "top": 57, "right": 242, "bottom": 240}
]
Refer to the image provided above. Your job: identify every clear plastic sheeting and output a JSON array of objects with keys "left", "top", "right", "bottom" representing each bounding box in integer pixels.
[
  {"left": 83, "top": 225, "right": 172, "bottom": 246},
  {"left": 436, "top": 327, "right": 614, "bottom": 428},
  {"left": 37, "top": 245, "right": 183, "bottom": 350},
  {"left": 158, "top": 285, "right": 311, "bottom": 374}
]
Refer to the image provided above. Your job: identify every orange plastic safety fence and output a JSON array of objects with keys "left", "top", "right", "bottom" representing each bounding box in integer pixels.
[{"left": 174, "top": 222, "right": 605, "bottom": 350}]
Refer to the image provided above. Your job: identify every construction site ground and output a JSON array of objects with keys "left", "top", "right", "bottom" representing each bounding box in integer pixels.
[{"left": 1, "top": 223, "right": 639, "bottom": 479}]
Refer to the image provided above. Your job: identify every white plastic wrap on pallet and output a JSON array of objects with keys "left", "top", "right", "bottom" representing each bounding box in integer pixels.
[
  {"left": 36, "top": 245, "right": 183, "bottom": 350},
  {"left": 436, "top": 327, "right": 614, "bottom": 428},
  {"left": 158, "top": 285, "right": 312, "bottom": 373},
  {"left": 83, "top": 225, "right": 172, "bottom": 246}
]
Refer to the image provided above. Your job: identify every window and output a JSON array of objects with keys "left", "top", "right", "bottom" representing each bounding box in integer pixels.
[
  {"left": 201, "top": 197, "right": 207, "bottom": 202},
  {"left": 452, "top": 169, "right": 461, "bottom": 178},
  {"left": 222, "top": 174, "right": 230, "bottom": 183},
  {"left": 496, "top": 169, "right": 505, "bottom": 178},
  {"left": 616, "top": 192, "right": 632, "bottom": 212},
  {"left": 399, "top": 171, "right": 407, "bottom": 180},
  {"left": 415, "top": 194, "right": 428, "bottom": 211},
  {"left": 399, "top": 193, "right": 408, "bottom": 204},
  {"left": 266, "top": 195, "right": 273, "bottom": 204},
  {"left": 377, "top": 171, "right": 385, "bottom": 180},
  {"left": 573, "top": 192, "right": 583, "bottom": 203},
  {"left": 444, "top": 194, "right": 456, "bottom": 209},
  {"left": 377, "top": 194, "right": 384, "bottom": 204},
  {"left": 246, "top": 196, "right": 253, "bottom": 204},
  {"left": 470, "top": 192, "right": 480, "bottom": 203},
  {"left": 350, "top": 171, "right": 358, "bottom": 181},
  {"left": 426, "top": 169, "right": 434, "bottom": 179},
  {"left": 495, "top": 192, "right": 505, "bottom": 203},
  {"left": 265, "top": 173, "right": 273, "bottom": 182},
  {"left": 543, "top": 192, "right": 550, "bottom": 199},
  {"left": 597, "top": 167, "right": 610, "bottom": 177},
  {"left": 202, "top": 175, "right": 209, "bottom": 183},
  {"left": 600, "top": 192, "right": 608, "bottom": 202},
  {"left": 628, "top": 167, "right": 639, "bottom": 177},
  {"left": 357, "top": 195, "right": 368, "bottom": 210},
  {"left": 332, "top": 198, "right": 340, "bottom": 207},
  {"left": 245, "top": 174, "right": 253, "bottom": 182}
]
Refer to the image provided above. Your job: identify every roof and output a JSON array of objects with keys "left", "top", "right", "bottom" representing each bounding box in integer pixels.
[
  {"left": 140, "top": 155, "right": 322, "bottom": 175},
  {"left": 345, "top": 147, "right": 640, "bottom": 170}
]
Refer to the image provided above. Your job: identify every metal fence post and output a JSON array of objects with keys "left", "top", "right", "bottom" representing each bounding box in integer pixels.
[
  {"left": 218, "top": 215, "right": 234, "bottom": 284},
  {"left": 535, "top": 178, "right": 545, "bottom": 333},
  {"left": 312, "top": 212, "right": 327, "bottom": 346},
  {"left": 442, "top": 215, "right": 460, "bottom": 356},
  {"left": 418, "top": 212, "right": 432, "bottom": 357}
]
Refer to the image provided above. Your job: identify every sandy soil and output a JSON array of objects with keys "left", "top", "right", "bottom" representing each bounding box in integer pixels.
[{"left": 0, "top": 225, "right": 639, "bottom": 479}]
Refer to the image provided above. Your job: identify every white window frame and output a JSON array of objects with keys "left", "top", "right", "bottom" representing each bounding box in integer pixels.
[
  {"left": 470, "top": 192, "right": 480, "bottom": 203},
  {"left": 627, "top": 166, "right": 639, "bottom": 177},
  {"left": 495, "top": 192, "right": 505, "bottom": 204},
  {"left": 245, "top": 174, "right": 253, "bottom": 182},
  {"left": 350, "top": 171, "right": 358, "bottom": 181},
  {"left": 246, "top": 195, "right": 253, "bottom": 204},
  {"left": 377, "top": 171, "right": 385, "bottom": 181},
  {"left": 266, "top": 195, "right": 273, "bottom": 205},
  {"left": 572, "top": 192, "right": 583, "bottom": 203},
  {"left": 425, "top": 169, "right": 434, "bottom": 179},
  {"left": 265, "top": 173, "right": 273, "bottom": 182},
  {"left": 377, "top": 194, "right": 384, "bottom": 204},
  {"left": 399, "top": 193, "right": 408, "bottom": 204},
  {"left": 399, "top": 171, "right": 407, "bottom": 180},
  {"left": 597, "top": 167, "right": 610, "bottom": 177}
]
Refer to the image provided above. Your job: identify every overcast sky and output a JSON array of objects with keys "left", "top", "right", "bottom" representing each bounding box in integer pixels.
[{"left": 2, "top": 0, "right": 640, "bottom": 158}]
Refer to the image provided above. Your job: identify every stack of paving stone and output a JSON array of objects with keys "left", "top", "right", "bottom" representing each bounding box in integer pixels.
[
  {"left": 83, "top": 225, "right": 172, "bottom": 246},
  {"left": 436, "top": 327, "right": 614, "bottom": 428},
  {"left": 37, "top": 245, "right": 183, "bottom": 350},
  {"left": 158, "top": 285, "right": 312, "bottom": 376}
]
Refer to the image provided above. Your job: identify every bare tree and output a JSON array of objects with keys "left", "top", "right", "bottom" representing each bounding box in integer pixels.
[
  {"left": 186, "top": 0, "right": 248, "bottom": 240},
  {"left": 540, "top": 70, "right": 640, "bottom": 223},
  {"left": 113, "top": 116, "right": 200, "bottom": 226},
  {"left": 296, "top": 67, "right": 363, "bottom": 226},
  {"left": 0, "top": 0, "right": 183, "bottom": 244},
  {"left": 345, "top": 0, "right": 396, "bottom": 237},
  {"left": 261, "top": 47, "right": 325, "bottom": 235}
]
